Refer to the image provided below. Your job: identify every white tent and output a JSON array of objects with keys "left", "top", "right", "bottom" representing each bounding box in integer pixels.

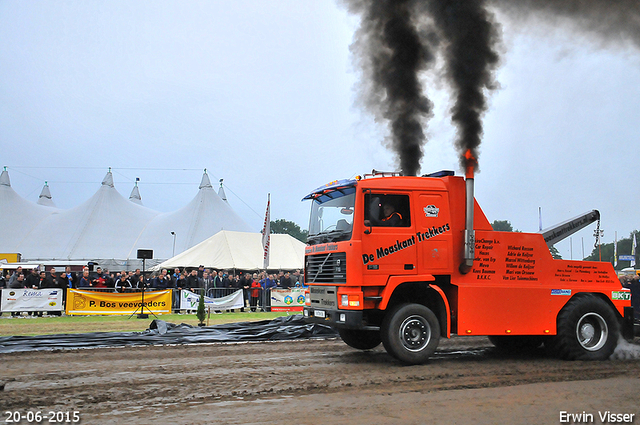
[
  {"left": 0, "top": 169, "right": 253, "bottom": 268},
  {"left": 0, "top": 169, "right": 57, "bottom": 250},
  {"left": 16, "top": 171, "right": 160, "bottom": 260},
  {"left": 154, "top": 230, "right": 306, "bottom": 271},
  {"left": 135, "top": 173, "right": 252, "bottom": 259}
]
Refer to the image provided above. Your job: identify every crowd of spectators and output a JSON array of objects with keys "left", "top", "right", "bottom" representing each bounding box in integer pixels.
[
  {"left": 0, "top": 265, "right": 306, "bottom": 301},
  {"left": 1, "top": 265, "right": 306, "bottom": 316}
]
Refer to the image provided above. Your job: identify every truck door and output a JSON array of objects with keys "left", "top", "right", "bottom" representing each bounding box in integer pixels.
[
  {"left": 415, "top": 192, "right": 454, "bottom": 273},
  {"left": 361, "top": 192, "right": 417, "bottom": 283}
]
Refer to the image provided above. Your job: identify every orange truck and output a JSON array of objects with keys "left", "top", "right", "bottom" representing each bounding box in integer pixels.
[{"left": 302, "top": 169, "right": 633, "bottom": 364}]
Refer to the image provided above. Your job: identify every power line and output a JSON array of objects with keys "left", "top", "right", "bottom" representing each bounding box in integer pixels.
[{"left": 4, "top": 165, "right": 265, "bottom": 219}]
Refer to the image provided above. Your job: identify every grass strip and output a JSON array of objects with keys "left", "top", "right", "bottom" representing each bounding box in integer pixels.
[{"left": 0, "top": 311, "right": 293, "bottom": 336}]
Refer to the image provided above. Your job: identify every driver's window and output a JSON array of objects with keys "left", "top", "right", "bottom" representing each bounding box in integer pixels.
[{"left": 364, "top": 194, "right": 411, "bottom": 227}]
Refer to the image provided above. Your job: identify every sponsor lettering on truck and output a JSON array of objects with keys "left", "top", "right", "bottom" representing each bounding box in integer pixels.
[{"left": 302, "top": 167, "right": 633, "bottom": 364}]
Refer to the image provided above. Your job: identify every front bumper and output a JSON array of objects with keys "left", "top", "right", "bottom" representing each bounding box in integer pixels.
[{"left": 303, "top": 307, "right": 377, "bottom": 330}]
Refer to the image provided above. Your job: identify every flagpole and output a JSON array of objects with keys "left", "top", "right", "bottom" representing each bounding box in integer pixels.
[
  {"left": 261, "top": 193, "right": 271, "bottom": 270},
  {"left": 632, "top": 233, "right": 637, "bottom": 269},
  {"left": 614, "top": 231, "right": 618, "bottom": 269}
]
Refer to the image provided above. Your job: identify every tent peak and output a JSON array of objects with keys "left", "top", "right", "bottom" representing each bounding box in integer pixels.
[
  {"left": 129, "top": 182, "right": 142, "bottom": 205},
  {"left": 218, "top": 178, "right": 228, "bottom": 202},
  {"left": 102, "top": 169, "right": 114, "bottom": 188},
  {"left": 37, "top": 181, "right": 57, "bottom": 207},
  {"left": 0, "top": 168, "right": 10, "bottom": 187},
  {"left": 199, "top": 170, "right": 212, "bottom": 189},
  {"left": 39, "top": 182, "right": 52, "bottom": 200}
]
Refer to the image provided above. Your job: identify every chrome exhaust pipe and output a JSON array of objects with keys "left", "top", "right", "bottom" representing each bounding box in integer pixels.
[{"left": 460, "top": 151, "right": 476, "bottom": 274}]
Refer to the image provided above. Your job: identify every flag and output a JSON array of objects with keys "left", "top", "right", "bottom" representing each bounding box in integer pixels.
[
  {"left": 632, "top": 233, "right": 637, "bottom": 268},
  {"left": 262, "top": 193, "right": 271, "bottom": 269}
]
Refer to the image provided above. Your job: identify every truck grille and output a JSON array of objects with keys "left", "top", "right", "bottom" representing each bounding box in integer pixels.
[{"left": 306, "top": 252, "right": 347, "bottom": 284}]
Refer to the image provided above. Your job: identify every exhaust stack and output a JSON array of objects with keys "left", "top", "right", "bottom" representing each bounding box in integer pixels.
[{"left": 460, "top": 150, "right": 477, "bottom": 274}]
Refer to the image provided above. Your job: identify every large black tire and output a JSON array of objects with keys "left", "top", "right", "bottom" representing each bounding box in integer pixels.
[
  {"left": 338, "top": 328, "right": 382, "bottom": 350},
  {"left": 488, "top": 335, "right": 544, "bottom": 353},
  {"left": 549, "top": 294, "right": 619, "bottom": 360},
  {"left": 381, "top": 303, "right": 440, "bottom": 365}
]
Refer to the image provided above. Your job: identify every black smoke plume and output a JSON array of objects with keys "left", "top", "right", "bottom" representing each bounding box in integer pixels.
[
  {"left": 490, "top": 0, "right": 640, "bottom": 49},
  {"left": 342, "top": 0, "right": 437, "bottom": 176},
  {"left": 429, "top": 0, "right": 500, "bottom": 172},
  {"left": 343, "top": 0, "right": 500, "bottom": 175}
]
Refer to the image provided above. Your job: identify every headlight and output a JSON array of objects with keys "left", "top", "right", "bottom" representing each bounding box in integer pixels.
[{"left": 341, "top": 294, "right": 349, "bottom": 307}]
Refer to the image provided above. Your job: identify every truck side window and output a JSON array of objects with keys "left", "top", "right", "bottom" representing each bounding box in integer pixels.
[{"left": 364, "top": 194, "right": 411, "bottom": 227}]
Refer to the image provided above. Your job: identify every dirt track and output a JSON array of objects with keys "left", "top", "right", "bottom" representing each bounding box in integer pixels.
[{"left": 2, "top": 336, "right": 640, "bottom": 424}]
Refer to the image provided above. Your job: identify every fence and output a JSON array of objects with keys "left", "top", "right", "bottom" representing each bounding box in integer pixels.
[{"left": 1, "top": 287, "right": 306, "bottom": 315}]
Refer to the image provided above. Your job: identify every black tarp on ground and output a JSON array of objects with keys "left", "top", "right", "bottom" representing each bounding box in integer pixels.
[{"left": 0, "top": 315, "right": 338, "bottom": 353}]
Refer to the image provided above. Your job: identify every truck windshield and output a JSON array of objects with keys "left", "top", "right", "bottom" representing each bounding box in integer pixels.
[{"left": 307, "top": 192, "right": 355, "bottom": 244}]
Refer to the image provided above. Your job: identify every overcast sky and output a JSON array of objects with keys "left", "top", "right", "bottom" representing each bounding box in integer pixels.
[{"left": 1, "top": 1, "right": 638, "bottom": 261}]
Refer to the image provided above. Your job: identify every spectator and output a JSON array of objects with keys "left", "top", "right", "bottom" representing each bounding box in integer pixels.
[
  {"left": 213, "top": 270, "right": 225, "bottom": 297},
  {"left": 176, "top": 273, "right": 186, "bottom": 290},
  {"left": 79, "top": 269, "right": 91, "bottom": 287},
  {"left": 172, "top": 268, "right": 182, "bottom": 283},
  {"left": 10, "top": 273, "right": 26, "bottom": 289},
  {"left": 10, "top": 273, "right": 26, "bottom": 316},
  {"left": 91, "top": 267, "right": 106, "bottom": 287},
  {"left": 93, "top": 273, "right": 108, "bottom": 288},
  {"left": 8, "top": 266, "right": 23, "bottom": 287},
  {"left": 197, "top": 265, "right": 205, "bottom": 279},
  {"left": 65, "top": 266, "right": 78, "bottom": 288},
  {"left": 293, "top": 269, "right": 304, "bottom": 287},
  {"left": 280, "top": 272, "right": 293, "bottom": 289},
  {"left": 153, "top": 269, "right": 170, "bottom": 290},
  {"left": 261, "top": 273, "right": 277, "bottom": 311},
  {"left": 249, "top": 273, "right": 261, "bottom": 312},
  {"left": 104, "top": 270, "right": 115, "bottom": 288},
  {"left": 202, "top": 271, "right": 213, "bottom": 293},
  {"left": 222, "top": 271, "right": 231, "bottom": 291},
  {"left": 0, "top": 272, "right": 6, "bottom": 288},
  {"left": 135, "top": 273, "right": 147, "bottom": 290},
  {"left": 114, "top": 272, "right": 132, "bottom": 293},
  {"left": 26, "top": 268, "right": 40, "bottom": 289},
  {"left": 132, "top": 269, "right": 143, "bottom": 287},
  {"left": 44, "top": 268, "right": 58, "bottom": 288},
  {"left": 186, "top": 269, "right": 200, "bottom": 292},
  {"left": 58, "top": 271, "right": 71, "bottom": 289},
  {"left": 34, "top": 271, "right": 48, "bottom": 317}
]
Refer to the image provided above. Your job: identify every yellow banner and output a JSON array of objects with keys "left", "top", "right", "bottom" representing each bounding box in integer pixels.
[{"left": 66, "top": 289, "right": 172, "bottom": 315}]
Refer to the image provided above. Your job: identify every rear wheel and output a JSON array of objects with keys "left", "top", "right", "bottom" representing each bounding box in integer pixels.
[
  {"left": 381, "top": 303, "right": 440, "bottom": 364},
  {"left": 338, "top": 328, "right": 381, "bottom": 350},
  {"left": 550, "top": 294, "right": 619, "bottom": 360}
]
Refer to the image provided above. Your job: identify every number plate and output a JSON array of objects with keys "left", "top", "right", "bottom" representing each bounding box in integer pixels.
[{"left": 314, "top": 310, "right": 325, "bottom": 318}]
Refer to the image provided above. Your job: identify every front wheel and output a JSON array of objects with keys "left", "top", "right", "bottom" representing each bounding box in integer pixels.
[
  {"left": 381, "top": 303, "right": 440, "bottom": 364},
  {"left": 550, "top": 294, "right": 619, "bottom": 360},
  {"left": 338, "top": 328, "right": 381, "bottom": 350}
]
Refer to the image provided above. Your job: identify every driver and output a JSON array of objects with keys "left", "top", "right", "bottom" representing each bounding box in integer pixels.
[{"left": 365, "top": 203, "right": 402, "bottom": 227}]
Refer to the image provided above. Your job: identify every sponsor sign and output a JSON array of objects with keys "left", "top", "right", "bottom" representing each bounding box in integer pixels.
[
  {"left": 619, "top": 255, "right": 635, "bottom": 261},
  {"left": 612, "top": 291, "right": 631, "bottom": 301},
  {"left": 551, "top": 289, "right": 572, "bottom": 296},
  {"left": 66, "top": 289, "right": 172, "bottom": 315},
  {"left": 179, "top": 289, "right": 244, "bottom": 311},
  {"left": 1, "top": 288, "right": 63, "bottom": 312},
  {"left": 270, "top": 288, "right": 306, "bottom": 311}
]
